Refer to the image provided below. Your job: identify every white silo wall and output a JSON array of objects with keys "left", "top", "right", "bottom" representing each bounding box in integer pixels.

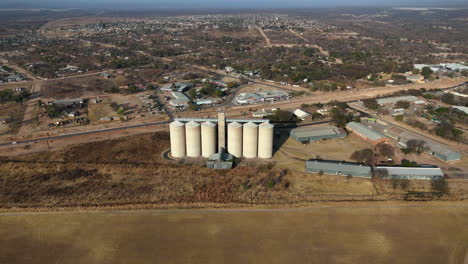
[
  {"left": 201, "top": 121, "right": 217, "bottom": 158},
  {"left": 242, "top": 122, "right": 258, "bottom": 158},
  {"left": 170, "top": 120, "right": 186, "bottom": 158},
  {"left": 185, "top": 121, "right": 201, "bottom": 157},
  {"left": 227, "top": 122, "right": 243, "bottom": 158},
  {"left": 258, "top": 122, "right": 274, "bottom": 159}
]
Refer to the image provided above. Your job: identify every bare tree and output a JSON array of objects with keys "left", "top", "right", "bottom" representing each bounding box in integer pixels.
[
  {"left": 377, "top": 143, "right": 395, "bottom": 159},
  {"left": 406, "top": 139, "right": 429, "bottom": 154},
  {"left": 350, "top": 149, "right": 375, "bottom": 165}
]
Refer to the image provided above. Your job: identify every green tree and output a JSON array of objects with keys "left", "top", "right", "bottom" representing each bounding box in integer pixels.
[
  {"left": 304, "top": 48, "right": 315, "bottom": 57},
  {"left": 441, "top": 93, "right": 455, "bottom": 105},
  {"left": 363, "top": 99, "right": 380, "bottom": 110},
  {"left": 421, "top": 67, "right": 433, "bottom": 79},
  {"left": 188, "top": 89, "right": 197, "bottom": 99},
  {"left": 395, "top": 100, "right": 410, "bottom": 109}
]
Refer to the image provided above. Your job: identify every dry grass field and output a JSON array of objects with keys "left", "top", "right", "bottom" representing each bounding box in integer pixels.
[
  {"left": 275, "top": 133, "right": 373, "bottom": 163},
  {"left": 0, "top": 102, "right": 26, "bottom": 136},
  {"left": 0, "top": 132, "right": 466, "bottom": 210},
  {"left": 41, "top": 76, "right": 115, "bottom": 99},
  {"left": 0, "top": 205, "right": 467, "bottom": 264}
]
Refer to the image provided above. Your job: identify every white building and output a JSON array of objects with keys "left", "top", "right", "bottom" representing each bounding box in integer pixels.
[
  {"left": 452, "top": 106, "right": 468, "bottom": 114},
  {"left": 293, "top": 109, "right": 311, "bottom": 120}
]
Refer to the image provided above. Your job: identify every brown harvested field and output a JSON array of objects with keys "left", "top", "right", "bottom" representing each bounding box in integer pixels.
[{"left": 0, "top": 205, "right": 467, "bottom": 264}]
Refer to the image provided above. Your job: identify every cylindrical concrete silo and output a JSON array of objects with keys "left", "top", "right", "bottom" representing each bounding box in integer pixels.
[
  {"left": 242, "top": 122, "right": 258, "bottom": 158},
  {"left": 185, "top": 121, "right": 201, "bottom": 157},
  {"left": 170, "top": 120, "right": 186, "bottom": 158},
  {"left": 227, "top": 122, "right": 243, "bottom": 158},
  {"left": 258, "top": 122, "right": 274, "bottom": 159},
  {"left": 201, "top": 121, "right": 217, "bottom": 158}
]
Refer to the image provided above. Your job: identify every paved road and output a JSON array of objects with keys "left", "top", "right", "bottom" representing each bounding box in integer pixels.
[{"left": 0, "top": 120, "right": 170, "bottom": 147}]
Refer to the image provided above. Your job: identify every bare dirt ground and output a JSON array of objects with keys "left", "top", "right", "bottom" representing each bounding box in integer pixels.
[{"left": 0, "top": 204, "right": 467, "bottom": 264}]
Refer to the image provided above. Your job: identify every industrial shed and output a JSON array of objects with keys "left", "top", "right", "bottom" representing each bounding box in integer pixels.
[
  {"left": 346, "top": 122, "right": 390, "bottom": 145},
  {"left": 306, "top": 159, "right": 372, "bottom": 178},
  {"left": 293, "top": 109, "right": 311, "bottom": 120},
  {"left": 398, "top": 135, "right": 461, "bottom": 162},
  {"left": 377, "top": 96, "right": 418, "bottom": 105},
  {"left": 291, "top": 125, "right": 347, "bottom": 143},
  {"left": 375, "top": 166, "right": 444, "bottom": 180}
]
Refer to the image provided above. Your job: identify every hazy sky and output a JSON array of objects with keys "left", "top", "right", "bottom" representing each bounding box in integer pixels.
[{"left": 1, "top": 0, "right": 467, "bottom": 9}]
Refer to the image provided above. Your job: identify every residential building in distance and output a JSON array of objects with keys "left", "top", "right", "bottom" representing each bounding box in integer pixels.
[
  {"left": 346, "top": 122, "right": 390, "bottom": 145},
  {"left": 291, "top": 125, "right": 347, "bottom": 143},
  {"left": 161, "top": 82, "right": 193, "bottom": 93},
  {"left": 375, "top": 166, "right": 444, "bottom": 180},
  {"left": 306, "top": 159, "right": 372, "bottom": 178}
]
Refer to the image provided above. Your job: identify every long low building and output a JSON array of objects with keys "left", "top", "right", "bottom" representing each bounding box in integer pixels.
[
  {"left": 306, "top": 159, "right": 372, "bottom": 178},
  {"left": 306, "top": 160, "right": 445, "bottom": 180},
  {"left": 235, "top": 90, "right": 289, "bottom": 104},
  {"left": 346, "top": 122, "right": 390, "bottom": 145},
  {"left": 376, "top": 96, "right": 418, "bottom": 105},
  {"left": 375, "top": 166, "right": 444, "bottom": 180},
  {"left": 367, "top": 122, "right": 460, "bottom": 162},
  {"left": 291, "top": 125, "right": 347, "bottom": 143}
]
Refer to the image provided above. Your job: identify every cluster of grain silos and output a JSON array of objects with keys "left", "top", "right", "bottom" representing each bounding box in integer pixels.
[{"left": 169, "top": 117, "right": 274, "bottom": 160}]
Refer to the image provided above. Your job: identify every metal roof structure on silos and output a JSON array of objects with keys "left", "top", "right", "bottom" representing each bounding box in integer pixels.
[{"left": 175, "top": 118, "right": 269, "bottom": 123}]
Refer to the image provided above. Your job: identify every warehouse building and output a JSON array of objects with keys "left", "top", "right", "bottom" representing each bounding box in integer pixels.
[
  {"left": 346, "top": 122, "right": 390, "bottom": 145},
  {"left": 306, "top": 159, "right": 372, "bottom": 178},
  {"left": 169, "top": 91, "right": 190, "bottom": 108},
  {"left": 53, "top": 98, "right": 84, "bottom": 106},
  {"left": 375, "top": 166, "right": 444, "bottom": 180},
  {"left": 235, "top": 90, "right": 289, "bottom": 105},
  {"left": 397, "top": 133, "right": 461, "bottom": 162},
  {"left": 375, "top": 123, "right": 461, "bottom": 162},
  {"left": 291, "top": 125, "right": 347, "bottom": 143},
  {"left": 376, "top": 96, "right": 418, "bottom": 105}
]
